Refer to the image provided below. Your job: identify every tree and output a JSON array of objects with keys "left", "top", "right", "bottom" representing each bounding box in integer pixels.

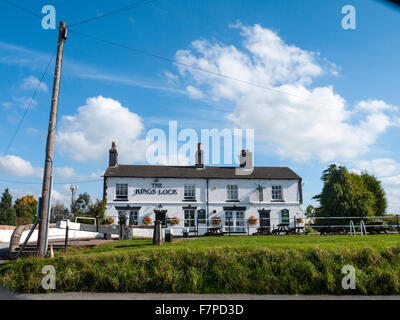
[
  {"left": 14, "top": 195, "right": 38, "bottom": 225},
  {"left": 88, "top": 199, "right": 107, "bottom": 222},
  {"left": 0, "top": 188, "right": 17, "bottom": 226},
  {"left": 72, "top": 192, "right": 92, "bottom": 216},
  {"left": 305, "top": 205, "right": 317, "bottom": 219},
  {"left": 50, "top": 201, "right": 69, "bottom": 223},
  {"left": 360, "top": 172, "right": 387, "bottom": 216},
  {"left": 313, "top": 164, "right": 378, "bottom": 225}
]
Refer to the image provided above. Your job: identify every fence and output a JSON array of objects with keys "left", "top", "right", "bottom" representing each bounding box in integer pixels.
[{"left": 126, "top": 215, "right": 400, "bottom": 237}]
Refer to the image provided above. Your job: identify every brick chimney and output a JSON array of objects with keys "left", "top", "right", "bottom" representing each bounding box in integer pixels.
[
  {"left": 195, "top": 142, "right": 204, "bottom": 169},
  {"left": 109, "top": 141, "right": 118, "bottom": 167},
  {"left": 239, "top": 149, "right": 253, "bottom": 168}
]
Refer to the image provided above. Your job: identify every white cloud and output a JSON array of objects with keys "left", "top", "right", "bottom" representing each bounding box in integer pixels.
[
  {"left": 56, "top": 96, "right": 146, "bottom": 163},
  {"left": 174, "top": 24, "right": 399, "bottom": 163},
  {"left": 355, "top": 99, "right": 398, "bottom": 114},
  {"left": 12, "top": 96, "right": 38, "bottom": 109},
  {"left": 186, "top": 85, "right": 204, "bottom": 99},
  {"left": 53, "top": 167, "right": 77, "bottom": 180},
  {"left": 20, "top": 76, "right": 48, "bottom": 92},
  {"left": 355, "top": 159, "right": 399, "bottom": 177},
  {"left": 351, "top": 158, "right": 400, "bottom": 213},
  {"left": 0, "top": 155, "right": 43, "bottom": 178}
]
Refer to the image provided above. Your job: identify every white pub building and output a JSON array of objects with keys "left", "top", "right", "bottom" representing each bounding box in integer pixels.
[{"left": 103, "top": 142, "right": 304, "bottom": 236}]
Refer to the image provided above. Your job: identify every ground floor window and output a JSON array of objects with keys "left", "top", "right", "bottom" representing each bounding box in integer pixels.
[
  {"left": 184, "top": 209, "right": 196, "bottom": 228},
  {"left": 224, "top": 211, "right": 245, "bottom": 232},
  {"left": 129, "top": 210, "right": 139, "bottom": 226},
  {"left": 184, "top": 209, "right": 206, "bottom": 228}
]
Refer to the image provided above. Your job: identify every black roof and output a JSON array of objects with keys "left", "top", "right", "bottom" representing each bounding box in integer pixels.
[{"left": 104, "top": 165, "right": 301, "bottom": 180}]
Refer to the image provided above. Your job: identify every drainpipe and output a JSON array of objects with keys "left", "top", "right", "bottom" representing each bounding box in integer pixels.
[{"left": 206, "top": 178, "right": 209, "bottom": 227}]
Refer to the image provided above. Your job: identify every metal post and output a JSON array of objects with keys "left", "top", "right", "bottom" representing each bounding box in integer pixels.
[
  {"left": 153, "top": 220, "right": 162, "bottom": 245},
  {"left": 397, "top": 215, "right": 399, "bottom": 234},
  {"left": 228, "top": 218, "right": 231, "bottom": 236},
  {"left": 64, "top": 224, "right": 69, "bottom": 254},
  {"left": 37, "top": 21, "right": 67, "bottom": 258}
]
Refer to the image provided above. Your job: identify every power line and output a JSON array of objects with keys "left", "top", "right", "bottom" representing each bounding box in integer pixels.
[
  {"left": 0, "top": 178, "right": 103, "bottom": 185},
  {"left": 68, "top": 29, "right": 338, "bottom": 109},
  {"left": 1, "top": 0, "right": 41, "bottom": 19},
  {"left": 69, "top": 0, "right": 159, "bottom": 28},
  {"left": 3, "top": 49, "right": 57, "bottom": 156}
]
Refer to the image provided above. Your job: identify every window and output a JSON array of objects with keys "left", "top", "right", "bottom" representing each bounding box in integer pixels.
[
  {"left": 184, "top": 209, "right": 196, "bottom": 227},
  {"left": 116, "top": 184, "right": 128, "bottom": 200},
  {"left": 184, "top": 185, "right": 196, "bottom": 200},
  {"left": 227, "top": 185, "right": 238, "bottom": 201},
  {"left": 272, "top": 185, "right": 283, "bottom": 201},
  {"left": 224, "top": 211, "right": 245, "bottom": 232},
  {"left": 129, "top": 210, "right": 139, "bottom": 226}
]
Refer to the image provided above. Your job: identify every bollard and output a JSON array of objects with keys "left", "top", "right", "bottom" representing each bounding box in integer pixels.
[{"left": 153, "top": 220, "right": 163, "bottom": 245}]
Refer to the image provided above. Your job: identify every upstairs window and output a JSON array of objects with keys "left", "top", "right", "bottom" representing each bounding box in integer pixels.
[
  {"left": 116, "top": 183, "right": 128, "bottom": 200},
  {"left": 184, "top": 185, "right": 196, "bottom": 200},
  {"left": 272, "top": 185, "right": 283, "bottom": 201},
  {"left": 227, "top": 185, "right": 238, "bottom": 201}
]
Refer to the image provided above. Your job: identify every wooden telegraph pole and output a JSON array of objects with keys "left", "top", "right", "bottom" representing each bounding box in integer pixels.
[{"left": 37, "top": 21, "right": 67, "bottom": 258}]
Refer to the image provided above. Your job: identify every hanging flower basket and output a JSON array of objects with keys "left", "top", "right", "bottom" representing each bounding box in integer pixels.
[
  {"left": 211, "top": 216, "right": 221, "bottom": 226},
  {"left": 296, "top": 218, "right": 304, "bottom": 224},
  {"left": 248, "top": 216, "right": 258, "bottom": 226},
  {"left": 143, "top": 216, "right": 152, "bottom": 225},
  {"left": 169, "top": 216, "right": 180, "bottom": 225}
]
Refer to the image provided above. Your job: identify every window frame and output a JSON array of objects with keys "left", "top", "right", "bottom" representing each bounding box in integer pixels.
[
  {"left": 184, "top": 209, "right": 196, "bottom": 228},
  {"left": 184, "top": 184, "right": 196, "bottom": 201},
  {"left": 227, "top": 184, "right": 239, "bottom": 201},
  {"left": 271, "top": 185, "right": 283, "bottom": 201},
  {"left": 116, "top": 183, "right": 128, "bottom": 200}
]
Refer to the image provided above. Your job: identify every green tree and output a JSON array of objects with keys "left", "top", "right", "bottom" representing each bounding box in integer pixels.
[
  {"left": 72, "top": 192, "right": 92, "bottom": 216},
  {"left": 14, "top": 195, "right": 38, "bottom": 225},
  {"left": 305, "top": 205, "right": 316, "bottom": 219},
  {"left": 0, "top": 188, "right": 17, "bottom": 226},
  {"left": 360, "top": 172, "right": 387, "bottom": 216},
  {"left": 313, "top": 164, "right": 376, "bottom": 226},
  {"left": 88, "top": 199, "right": 107, "bottom": 222}
]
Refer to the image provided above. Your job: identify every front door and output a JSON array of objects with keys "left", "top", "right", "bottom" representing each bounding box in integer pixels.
[
  {"left": 154, "top": 210, "right": 167, "bottom": 226},
  {"left": 259, "top": 209, "right": 271, "bottom": 228},
  {"left": 225, "top": 211, "right": 246, "bottom": 233}
]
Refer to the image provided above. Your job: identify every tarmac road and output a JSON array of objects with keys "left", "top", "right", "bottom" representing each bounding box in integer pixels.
[{"left": 8, "top": 293, "right": 400, "bottom": 300}]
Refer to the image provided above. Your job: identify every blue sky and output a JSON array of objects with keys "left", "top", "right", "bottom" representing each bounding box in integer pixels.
[{"left": 1, "top": 0, "right": 400, "bottom": 212}]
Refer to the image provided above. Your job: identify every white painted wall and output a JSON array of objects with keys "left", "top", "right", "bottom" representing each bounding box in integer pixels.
[{"left": 105, "top": 176, "right": 304, "bottom": 236}]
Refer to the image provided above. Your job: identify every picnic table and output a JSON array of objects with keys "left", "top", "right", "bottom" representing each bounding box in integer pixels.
[
  {"left": 204, "top": 226, "right": 226, "bottom": 236},
  {"left": 288, "top": 226, "right": 305, "bottom": 235},
  {"left": 365, "top": 221, "right": 390, "bottom": 234},
  {"left": 252, "top": 226, "right": 271, "bottom": 236},
  {"left": 272, "top": 223, "right": 290, "bottom": 235}
]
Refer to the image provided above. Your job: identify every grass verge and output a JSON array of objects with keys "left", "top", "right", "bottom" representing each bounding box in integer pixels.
[{"left": 1, "top": 235, "right": 400, "bottom": 294}]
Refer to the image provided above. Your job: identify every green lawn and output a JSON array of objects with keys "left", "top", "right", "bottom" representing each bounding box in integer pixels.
[{"left": 67, "top": 234, "right": 400, "bottom": 256}]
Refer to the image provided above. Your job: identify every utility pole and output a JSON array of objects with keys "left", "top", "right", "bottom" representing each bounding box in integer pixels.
[{"left": 37, "top": 21, "right": 68, "bottom": 258}]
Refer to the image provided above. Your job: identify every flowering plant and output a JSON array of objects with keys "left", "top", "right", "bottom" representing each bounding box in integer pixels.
[
  {"left": 169, "top": 216, "right": 180, "bottom": 225},
  {"left": 211, "top": 216, "right": 221, "bottom": 226},
  {"left": 248, "top": 216, "right": 258, "bottom": 226},
  {"left": 143, "top": 216, "right": 152, "bottom": 225}
]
